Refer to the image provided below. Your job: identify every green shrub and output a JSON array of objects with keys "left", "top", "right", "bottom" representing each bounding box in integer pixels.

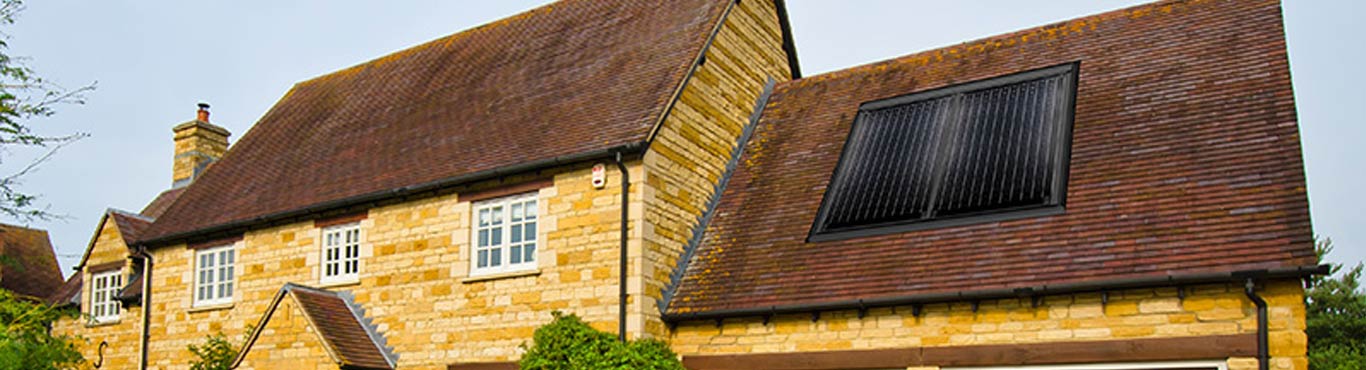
[
  {"left": 0, "top": 288, "right": 84, "bottom": 370},
  {"left": 1308, "top": 238, "right": 1366, "bottom": 369},
  {"left": 188, "top": 327, "right": 253, "bottom": 370},
  {"left": 520, "top": 311, "right": 683, "bottom": 370}
]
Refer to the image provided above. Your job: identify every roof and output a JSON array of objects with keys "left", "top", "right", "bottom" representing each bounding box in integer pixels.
[
  {"left": 74, "top": 209, "right": 155, "bottom": 271},
  {"left": 141, "top": 0, "right": 748, "bottom": 245},
  {"left": 0, "top": 224, "right": 64, "bottom": 299},
  {"left": 667, "top": 0, "right": 1316, "bottom": 316},
  {"left": 235, "top": 284, "right": 395, "bottom": 370},
  {"left": 139, "top": 187, "right": 185, "bottom": 219},
  {"left": 109, "top": 210, "right": 153, "bottom": 245},
  {"left": 61, "top": 196, "right": 166, "bottom": 303},
  {"left": 47, "top": 273, "right": 81, "bottom": 307},
  {"left": 117, "top": 273, "right": 143, "bottom": 302}
]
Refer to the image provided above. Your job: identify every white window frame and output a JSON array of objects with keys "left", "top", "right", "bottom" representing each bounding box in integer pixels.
[
  {"left": 320, "top": 222, "right": 362, "bottom": 285},
  {"left": 89, "top": 270, "right": 122, "bottom": 323},
  {"left": 193, "top": 245, "right": 236, "bottom": 307},
  {"left": 470, "top": 192, "right": 539, "bottom": 276}
]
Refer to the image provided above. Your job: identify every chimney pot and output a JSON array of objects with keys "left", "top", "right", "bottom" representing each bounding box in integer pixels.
[{"left": 196, "top": 103, "right": 211, "bottom": 122}]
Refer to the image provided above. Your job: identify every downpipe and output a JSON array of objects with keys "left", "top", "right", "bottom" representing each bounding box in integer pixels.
[
  {"left": 133, "top": 247, "right": 154, "bottom": 370},
  {"left": 1244, "top": 278, "right": 1268, "bottom": 370},
  {"left": 614, "top": 152, "right": 630, "bottom": 342}
]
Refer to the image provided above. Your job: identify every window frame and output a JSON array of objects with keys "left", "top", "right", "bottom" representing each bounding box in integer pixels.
[
  {"left": 192, "top": 244, "right": 236, "bottom": 307},
  {"left": 809, "top": 62, "right": 1079, "bottom": 242},
  {"left": 320, "top": 222, "right": 363, "bottom": 285},
  {"left": 469, "top": 192, "right": 540, "bottom": 277},
  {"left": 89, "top": 269, "right": 123, "bottom": 323}
]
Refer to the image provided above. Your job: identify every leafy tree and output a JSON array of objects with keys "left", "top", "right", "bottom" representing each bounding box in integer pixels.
[
  {"left": 187, "top": 327, "right": 252, "bottom": 370},
  {"left": 0, "top": 0, "right": 94, "bottom": 221},
  {"left": 0, "top": 288, "right": 84, "bottom": 370},
  {"left": 1307, "top": 238, "right": 1366, "bottom": 369},
  {"left": 520, "top": 311, "right": 684, "bottom": 370}
]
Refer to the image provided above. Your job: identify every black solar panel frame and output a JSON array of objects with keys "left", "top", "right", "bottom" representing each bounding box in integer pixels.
[{"left": 809, "top": 62, "right": 1078, "bottom": 242}]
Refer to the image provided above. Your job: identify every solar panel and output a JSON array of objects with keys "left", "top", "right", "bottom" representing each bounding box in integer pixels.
[{"left": 812, "top": 63, "right": 1077, "bottom": 240}]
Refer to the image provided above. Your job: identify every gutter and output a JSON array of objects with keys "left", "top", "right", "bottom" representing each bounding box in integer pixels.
[
  {"left": 140, "top": 142, "right": 648, "bottom": 248},
  {"left": 663, "top": 264, "right": 1329, "bottom": 323}
]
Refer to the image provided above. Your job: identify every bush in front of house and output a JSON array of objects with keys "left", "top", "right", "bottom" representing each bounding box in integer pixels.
[
  {"left": 187, "top": 326, "right": 252, "bottom": 370},
  {"left": 519, "top": 311, "right": 684, "bottom": 370},
  {"left": 186, "top": 332, "right": 237, "bottom": 370},
  {"left": 0, "top": 288, "right": 84, "bottom": 370}
]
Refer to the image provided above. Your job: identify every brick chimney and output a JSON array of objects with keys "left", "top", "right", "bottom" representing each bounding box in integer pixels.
[{"left": 171, "top": 103, "right": 231, "bottom": 188}]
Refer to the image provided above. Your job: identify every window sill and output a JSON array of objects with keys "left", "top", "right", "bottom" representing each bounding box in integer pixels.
[
  {"left": 188, "top": 303, "right": 234, "bottom": 313},
  {"left": 462, "top": 269, "right": 541, "bottom": 284},
  {"left": 85, "top": 320, "right": 121, "bottom": 328},
  {"left": 319, "top": 278, "right": 361, "bottom": 289}
]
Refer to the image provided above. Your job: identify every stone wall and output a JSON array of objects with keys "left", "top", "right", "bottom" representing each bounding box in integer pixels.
[
  {"left": 51, "top": 215, "right": 142, "bottom": 370},
  {"left": 641, "top": 0, "right": 792, "bottom": 339},
  {"left": 235, "top": 295, "right": 337, "bottom": 370},
  {"left": 141, "top": 162, "right": 643, "bottom": 370},
  {"left": 670, "top": 279, "right": 1308, "bottom": 370}
]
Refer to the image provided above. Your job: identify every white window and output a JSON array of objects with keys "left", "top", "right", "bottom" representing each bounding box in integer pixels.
[
  {"left": 194, "top": 245, "right": 235, "bottom": 306},
  {"left": 321, "top": 222, "right": 362, "bottom": 284},
  {"left": 89, "top": 270, "right": 122, "bottom": 323},
  {"left": 471, "top": 192, "right": 538, "bottom": 276}
]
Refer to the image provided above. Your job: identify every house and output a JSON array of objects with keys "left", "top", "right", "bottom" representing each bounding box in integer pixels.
[
  {"left": 51, "top": 0, "right": 1317, "bottom": 369},
  {"left": 0, "top": 224, "right": 64, "bottom": 300},
  {"left": 47, "top": 108, "right": 206, "bottom": 369}
]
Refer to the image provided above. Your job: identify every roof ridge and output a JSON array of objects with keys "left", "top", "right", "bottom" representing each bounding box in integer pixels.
[
  {"left": 788, "top": 0, "right": 1202, "bottom": 87},
  {"left": 293, "top": 0, "right": 562, "bottom": 88},
  {"left": 141, "top": 0, "right": 734, "bottom": 246},
  {"left": 0, "top": 222, "right": 45, "bottom": 231}
]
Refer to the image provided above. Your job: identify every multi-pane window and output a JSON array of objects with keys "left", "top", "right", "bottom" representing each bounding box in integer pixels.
[
  {"left": 321, "top": 222, "right": 362, "bottom": 284},
  {"left": 812, "top": 63, "right": 1077, "bottom": 241},
  {"left": 471, "top": 193, "right": 538, "bottom": 276},
  {"left": 194, "top": 245, "right": 235, "bottom": 306},
  {"left": 90, "top": 270, "right": 122, "bottom": 323}
]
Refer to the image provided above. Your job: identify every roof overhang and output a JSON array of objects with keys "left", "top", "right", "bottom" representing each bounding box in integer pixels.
[
  {"left": 663, "top": 264, "right": 1330, "bottom": 323},
  {"left": 139, "top": 143, "right": 648, "bottom": 248}
]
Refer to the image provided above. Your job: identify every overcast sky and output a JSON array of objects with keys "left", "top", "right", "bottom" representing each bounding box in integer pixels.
[{"left": 7, "top": 1, "right": 1361, "bottom": 276}]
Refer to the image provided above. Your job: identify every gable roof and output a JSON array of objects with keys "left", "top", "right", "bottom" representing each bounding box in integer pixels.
[
  {"left": 141, "top": 0, "right": 793, "bottom": 245},
  {"left": 235, "top": 284, "right": 395, "bottom": 370},
  {"left": 54, "top": 202, "right": 165, "bottom": 305},
  {"left": 0, "top": 224, "right": 63, "bottom": 299},
  {"left": 73, "top": 209, "right": 154, "bottom": 271},
  {"left": 666, "top": 0, "right": 1318, "bottom": 318},
  {"left": 109, "top": 210, "right": 153, "bottom": 245}
]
